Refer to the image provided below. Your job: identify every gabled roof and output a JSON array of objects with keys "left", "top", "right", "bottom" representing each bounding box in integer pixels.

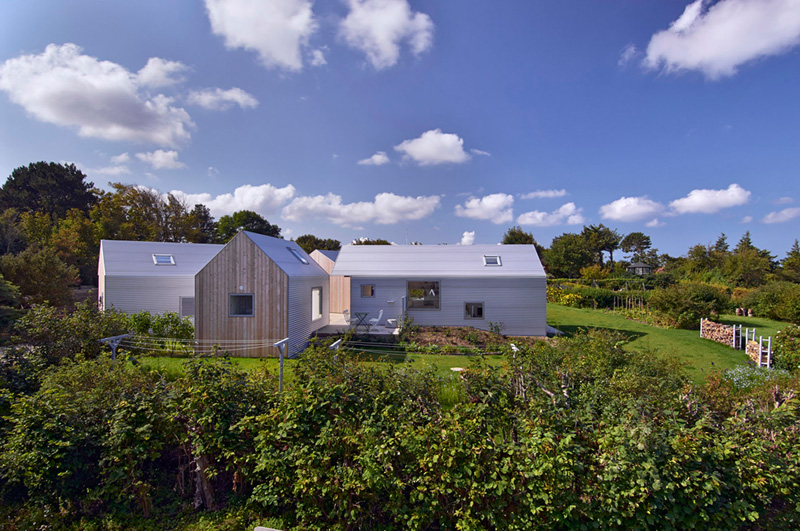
[
  {"left": 100, "top": 240, "right": 223, "bottom": 277},
  {"left": 627, "top": 262, "right": 652, "bottom": 268},
  {"left": 317, "top": 250, "right": 339, "bottom": 261},
  {"left": 243, "top": 232, "right": 328, "bottom": 278},
  {"left": 331, "top": 244, "right": 546, "bottom": 278}
]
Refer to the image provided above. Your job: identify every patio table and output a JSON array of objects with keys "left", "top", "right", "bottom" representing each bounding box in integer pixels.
[{"left": 353, "top": 312, "right": 369, "bottom": 333}]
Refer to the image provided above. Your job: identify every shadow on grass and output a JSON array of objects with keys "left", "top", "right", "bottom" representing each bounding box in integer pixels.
[{"left": 554, "top": 324, "right": 646, "bottom": 343}]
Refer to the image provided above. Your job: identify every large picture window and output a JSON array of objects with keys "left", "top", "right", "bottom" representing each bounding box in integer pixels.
[
  {"left": 407, "top": 280, "right": 440, "bottom": 310},
  {"left": 312, "top": 287, "right": 323, "bottom": 320},
  {"left": 229, "top": 294, "right": 254, "bottom": 317}
]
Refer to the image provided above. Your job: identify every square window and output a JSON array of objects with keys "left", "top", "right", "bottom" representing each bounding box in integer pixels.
[
  {"left": 483, "top": 255, "right": 501, "bottom": 266},
  {"left": 180, "top": 297, "right": 195, "bottom": 317},
  {"left": 361, "top": 284, "right": 375, "bottom": 298},
  {"left": 229, "top": 294, "right": 254, "bottom": 317},
  {"left": 153, "top": 254, "right": 175, "bottom": 265},
  {"left": 465, "top": 302, "right": 484, "bottom": 319},
  {"left": 408, "top": 281, "right": 440, "bottom": 310}
]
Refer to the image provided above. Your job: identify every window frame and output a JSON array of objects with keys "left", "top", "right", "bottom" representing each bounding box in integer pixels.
[
  {"left": 361, "top": 284, "right": 375, "bottom": 298},
  {"left": 483, "top": 255, "right": 502, "bottom": 266},
  {"left": 180, "top": 296, "right": 195, "bottom": 318},
  {"left": 464, "top": 301, "right": 485, "bottom": 320},
  {"left": 153, "top": 254, "right": 175, "bottom": 266},
  {"left": 407, "top": 280, "right": 441, "bottom": 310},
  {"left": 287, "top": 247, "right": 309, "bottom": 264},
  {"left": 311, "top": 286, "right": 323, "bottom": 321},
  {"left": 229, "top": 293, "right": 255, "bottom": 317}
]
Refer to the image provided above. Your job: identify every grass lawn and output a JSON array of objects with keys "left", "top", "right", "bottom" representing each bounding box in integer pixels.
[{"left": 546, "top": 303, "right": 788, "bottom": 383}]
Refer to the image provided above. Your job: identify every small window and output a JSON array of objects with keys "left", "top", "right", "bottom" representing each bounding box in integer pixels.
[
  {"left": 153, "top": 254, "right": 175, "bottom": 265},
  {"left": 229, "top": 294, "right": 254, "bottom": 317},
  {"left": 483, "top": 255, "right": 501, "bottom": 266},
  {"left": 311, "top": 287, "right": 323, "bottom": 321},
  {"left": 288, "top": 247, "right": 309, "bottom": 264},
  {"left": 465, "top": 302, "right": 484, "bottom": 319},
  {"left": 361, "top": 284, "right": 375, "bottom": 298},
  {"left": 180, "top": 297, "right": 195, "bottom": 318}
]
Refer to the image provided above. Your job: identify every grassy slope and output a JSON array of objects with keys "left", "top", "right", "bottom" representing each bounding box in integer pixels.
[{"left": 547, "top": 303, "right": 788, "bottom": 383}]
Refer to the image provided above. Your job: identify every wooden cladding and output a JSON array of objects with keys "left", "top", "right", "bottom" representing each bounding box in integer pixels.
[
  {"left": 195, "top": 233, "right": 288, "bottom": 357},
  {"left": 310, "top": 250, "right": 350, "bottom": 314}
]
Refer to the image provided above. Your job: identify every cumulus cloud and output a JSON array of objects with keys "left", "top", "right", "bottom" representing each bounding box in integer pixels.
[
  {"left": 740, "top": 215, "right": 754, "bottom": 223},
  {"left": 282, "top": 192, "right": 440, "bottom": 226},
  {"left": 454, "top": 193, "right": 514, "bottom": 225},
  {"left": 136, "top": 150, "right": 186, "bottom": 170},
  {"left": 358, "top": 151, "right": 390, "bottom": 166},
  {"left": 618, "top": 43, "right": 638, "bottom": 66},
  {"left": 644, "top": 0, "right": 800, "bottom": 79},
  {"left": 775, "top": 196, "right": 794, "bottom": 205},
  {"left": 762, "top": 207, "right": 800, "bottom": 224},
  {"left": 599, "top": 196, "right": 665, "bottom": 222},
  {"left": 520, "top": 189, "right": 567, "bottom": 200},
  {"left": 136, "top": 57, "right": 189, "bottom": 87},
  {"left": 669, "top": 183, "right": 751, "bottom": 214},
  {"left": 0, "top": 43, "right": 193, "bottom": 147},
  {"left": 339, "top": 0, "right": 433, "bottom": 69},
  {"left": 171, "top": 183, "right": 297, "bottom": 218},
  {"left": 205, "top": 0, "right": 317, "bottom": 71},
  {"left": 93, "top": 165, "right": 131, "bottom": 176},
  {"left": 646, "top": 218, "right": 666, "bottom": 228},
  {"left": 110, "top": 152, "right": 131, "bottom": 164},
  {"left": 186, "top": 87, "right": 258, "bottom": 110},
  {"left": 517, "top": 202, "right": 585, "bottom": 227},
  {"left": 459, "top": 231, "right": 475, "bottom": 245},
  {"left": 309, "top": 49, "right": 327, "bottom": 66},
  {"left": 395, "top": 129, "right": 471, "bottom": 165}
]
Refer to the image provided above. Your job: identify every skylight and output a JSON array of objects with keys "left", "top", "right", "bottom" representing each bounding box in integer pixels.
[
  {"left": 153, "top": 254, "right": 175, "bottom": 265},
  {"left": 288, "top": 247, "right": 309, "bottom": 264},
  {"left": 483, "top": 255, "right": 502, "bottom": 266}
]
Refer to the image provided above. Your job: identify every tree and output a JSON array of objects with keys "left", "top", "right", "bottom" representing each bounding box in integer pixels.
[
  {"left": 0, "top": 246, "right": 79, "bottom": 307},
  {"left": 501, "top": 226, "right": 545, "bottom": 256},
  {"left": 184, "top": 204, "right": 218, "bottom": 244},
  {"left": 0, "top": 162, "right": 97, "bottom": 219},
  {"left": 723, "top": 248, "right": 771, "bottom": 287},
  {"left": 0, "top": 209, "right": 25, "bottom": 255},
  {"left": 545, "top": 233, "right": 593, "bottom": 278},
  {"left": 620, "top": 232, "right": 652, "bottom": 263},
  {"left": 216, "top": 211, "right": 281, "bottom": 243},
  {"left": 352, "top": 237, "right": 391, "bottom": 245},
  {"left": 295, "top": 234, "right": 341, "bottom": 255},
  {"left": 581, "top": 224, "right": 621, "bottom": 268},
  {"left": 734, "top": 231, "right": 754, "bottom": 254},
  {"left": 713, "top": 233, "right": 729, "bottom": 254},
  {"left": 781, "top": 239, "right": 800, "bottom": 282}
]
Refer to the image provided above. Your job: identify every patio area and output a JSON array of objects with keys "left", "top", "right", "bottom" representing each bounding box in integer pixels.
[{"left": 316, "top": 312, "right": 400, "bottom": 337}]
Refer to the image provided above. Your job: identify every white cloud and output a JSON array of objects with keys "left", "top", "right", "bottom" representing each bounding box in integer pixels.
[
  {"left": 0, "top": 43, "right": 193, "bottom": 147},
  {"left": 599, "top": 196, "right": 665, "bottom": 222},
  {"left": 394, "top": 129, "right": 471, "bottom": 165},
  {"left": 741, "top": 215, "right": 754, "bottom": 223},
  {"left": 644, "top": 0, "right": 800, "bottom": 79},
  {"left": 136, "top": 57, "right": 189, "bottom": 88},
  {"left": 618, "top": 43, "right": 638, "bottom": 66},
  {"left": 520, "top": 189, "right": 567, "bottom": 199},
  {"left": 646, "top": 218, "right": 666, "bottom": 228},
  {"left": 459, "top": 231, "right": 475, "bottom": 245},
  {"left": 92, "top": 165, "right": 131, "bottom": 176},
  {"left": 110, "top": 152, "right": 130, "bottom": 164},
  {"left": 669, "top": 183, "right": 751, "bottom": 214},
  {"left": 470, "top": 149, "right": 491, "bottom": 157},
  {"left": 339, "top": 0, "right": 433, "bottom": 69},
  {"left": 205, "top": 0, "right": 317, "bottom": 71},
  {"left": 136, "top": 150, "right": 186, "bottom": 170},
  {"left": 171, "top": 183, "right": 297, "bottom": 218},
  {"left": 309, "top": 49, "right": 327, "bottom": 66},
  {"left": 208, "top": 166, "right": 219, "bottom": 177},
  {"left": 357, "top": 151, "right": 390, "bottom": 166},
  {"left": 775, "top": 196, "right": 794, "bottom": 205},
  {"left": 282, "top": 192, "right": 440, "bottom": 226},
  {"left": 186, "top": 87, "right": 258, "bottom": 110},
  {"left": 454, "top": 193, "right": 514, "bottom": 224},
  {"left": 762, "top": 207, "right": 800, "bottom": 224},
  {"left": 517, "top": 202, "right": 585, "bottom": 227}
]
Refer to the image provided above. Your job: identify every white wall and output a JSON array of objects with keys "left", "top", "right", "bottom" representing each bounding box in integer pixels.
[
  {"left": 348, "top": 276, "right": 546, "bottom": 336},
  {"left": 103, "top": 276, "right": 194, "bottom": 315},
  {"left": 288, "top": 276, "right": 330, "bottom": 356}
]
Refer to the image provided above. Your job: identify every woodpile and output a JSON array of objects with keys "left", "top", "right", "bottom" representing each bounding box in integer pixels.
[
  {"left": 746, "top": 341, "right": 763, "bottom": 364},
  {"left": 735, "top": 308, "right": 755, "bottom": 317},
  {"left": 701, "top": 319, "right": 734, "bottom": 347}
]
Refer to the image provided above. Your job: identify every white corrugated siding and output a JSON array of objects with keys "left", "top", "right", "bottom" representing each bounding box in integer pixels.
[
  {"left": 287, "top": 276, "right": 329, "bottom": 356},
  {"left": 104, "top": 276, "right": 195, "bottom": 315},
  {"left": 348, "top": 277, "right": 546, "bottom": 336}
]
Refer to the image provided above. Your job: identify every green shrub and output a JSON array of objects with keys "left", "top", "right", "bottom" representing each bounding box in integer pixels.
[
  {"left": 648, "top": 282, "right": 731, "bottom": 329},
  {"left": 735, "top": 282, "right": 800, "bottom": 323},
  {"left": 774, "top": 324, "right": 800, "bottom": 372}
]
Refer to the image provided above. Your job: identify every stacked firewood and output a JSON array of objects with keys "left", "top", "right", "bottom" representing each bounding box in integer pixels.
[{"left": 701, "top": 319, "right": 734, "bottom": 347}]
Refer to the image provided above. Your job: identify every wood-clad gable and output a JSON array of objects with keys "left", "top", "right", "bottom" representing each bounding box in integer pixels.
[
  {"left": 195, "top": 232, "right": 288, "bottom": 357},
  {"left": 310, "top": 250, "right": 350, "bottom": 314}
]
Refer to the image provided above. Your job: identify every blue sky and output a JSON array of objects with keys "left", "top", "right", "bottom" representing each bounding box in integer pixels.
[{"left": 1, "top": 0, "right": 799, "bottom": 257}]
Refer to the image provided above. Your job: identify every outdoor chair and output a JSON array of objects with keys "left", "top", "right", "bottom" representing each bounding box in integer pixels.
[
  {"left": 368, "top": 309, "right": 384, "bottom": 331},
  {"left": 343, "top": 309, "right": 352, "bottom": 327}
]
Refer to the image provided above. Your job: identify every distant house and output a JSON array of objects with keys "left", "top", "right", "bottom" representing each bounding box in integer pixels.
[
  {"left": 626, "top": 262, "right": 653, "bottom": 276},
  {"left": 194, "top": 232, "right": 329, "bottom": 357},
  {"left": 331, "top": 244, "right": 547, "bottom": 336},
  {"left": 98, "top": 240, "right": 223, "bottom": 317},
  {"left": 309, "top": 250, "right": 350, "bottom": 314}
]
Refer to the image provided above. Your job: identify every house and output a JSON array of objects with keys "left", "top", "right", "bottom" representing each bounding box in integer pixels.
[
  {"left": 309, "top": 250, "right": 350, "bottom": 313},
  {"left": 194, "top": 231, "right": 330, "bottom": 357},
  {"left": 97, "top": 240, "right": 223, "bottom": 317},
  {"left": 626, "top": 262, "right": 653, "bottom": 276},
  {"left": 331, "top": 244, "right": 547, "bottom": 336}
]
